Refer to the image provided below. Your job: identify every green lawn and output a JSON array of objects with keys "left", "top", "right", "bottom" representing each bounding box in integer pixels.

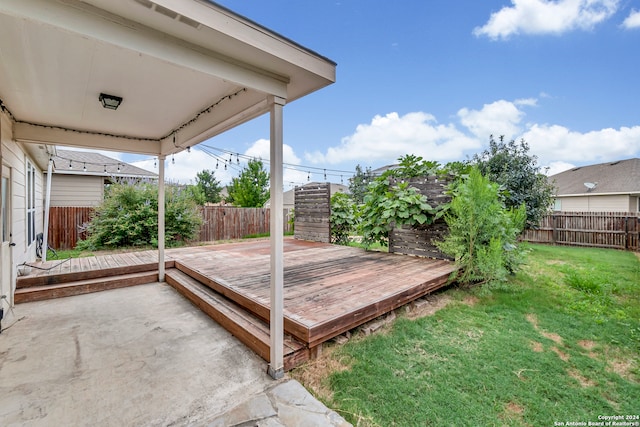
[{"left": 292, "top": 244, "right": 640, "bottom": 426}]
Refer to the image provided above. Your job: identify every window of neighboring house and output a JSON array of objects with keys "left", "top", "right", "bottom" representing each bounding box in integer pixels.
[
  {"left": 553, "top": 199, "right": 562, "bottom": 211},
  {"left": 27, "top": 161, "right": 36, "bottom": 245}
]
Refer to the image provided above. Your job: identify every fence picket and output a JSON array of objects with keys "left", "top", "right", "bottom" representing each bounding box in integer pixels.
[{"left": 522, "top": 211, "right": 639, "bottom": 251}]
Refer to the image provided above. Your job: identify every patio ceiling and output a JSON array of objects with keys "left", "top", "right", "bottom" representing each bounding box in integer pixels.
[{"left": 0, "top": 0, "right": 336, "bottom": 156}]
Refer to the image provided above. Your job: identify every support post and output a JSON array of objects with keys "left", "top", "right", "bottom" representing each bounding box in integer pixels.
[
  {"left": 42, "top": 158, "right": 53, "bottom": 262},
  {"left": 267, "top": 95, "right": 285, "bottom": 379},
  {"left": 158, "top": 155, "right": 166, "bottom": 282}
]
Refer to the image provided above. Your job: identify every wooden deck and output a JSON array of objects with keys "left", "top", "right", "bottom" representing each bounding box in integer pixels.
[{"left": 17, "top": 238, "right": 456, "bottom": 370}]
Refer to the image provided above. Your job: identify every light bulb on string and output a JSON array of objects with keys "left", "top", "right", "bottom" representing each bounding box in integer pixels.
[
  {"left": 117, "top": 163, "right": 121, "bottom": 173},
  {"left": 83, "top": 163, "right": 87, "bottom": 172},
  {"left": 216, "top": 159, "right": 219, "bottom": 169},
  {"left": 324, "top": 169, "right": 327, "bottom": 180},
  {"left": 172, "top": 155, "right": 175, "bottom": 165},
  {"left": 154, "top": 158, "right": 157, "bottom": 169},
  {"left": 236, "top": 154, "right": 240, "bottom": 164},
  {"left": 69, "top": 160, "right": 72, "bottom": 169},
  {"left": 307, "top": 171, "right": 310, "bottom": 181},
  {"left": 104, "top": 165, "right": 107, "bottom": 173}
]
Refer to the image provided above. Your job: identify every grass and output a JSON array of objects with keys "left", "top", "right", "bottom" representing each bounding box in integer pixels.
[{"left": 291, "top": 244, "right": 640, "bottom": 426}]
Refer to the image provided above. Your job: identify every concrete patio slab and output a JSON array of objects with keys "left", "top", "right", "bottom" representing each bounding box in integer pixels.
[{"left": 0, "top": 283, "right": 349, "bottom": 426}]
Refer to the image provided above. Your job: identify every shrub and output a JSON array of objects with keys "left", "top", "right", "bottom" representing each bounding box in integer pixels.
[
  {"left": 330, "top": 192, "right": 357, "bottom": 245},
  {"left": 437, "top": 167, "right": 526, "bottom": 285},
  {"left": 77, "top": 182, "right": 202, "bottom": 250}
]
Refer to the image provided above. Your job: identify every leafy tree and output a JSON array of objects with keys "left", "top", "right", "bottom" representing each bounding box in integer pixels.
[
  {"left": 77, "top": 182, "right": 202, "bottom": 250},
  {"left": 348, "top": 164, "right": 374, "bottom": 205},
  {"left": 195, "top": 169, "right": 222, "bottom": 204},
  {"left": 436, "top": 167, "right": 527, "bottom": 285},
  {"left": 472, "top": 136, "right": 554, "bottom": 227},
  {"left": 227, "top": 158, "right": 270, "bottom": 207},
  {"left": 330, "top": 192, "right": 357, "bottom": 245}
]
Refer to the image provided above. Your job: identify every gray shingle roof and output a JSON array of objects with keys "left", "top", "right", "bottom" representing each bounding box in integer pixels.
[
  {"left": 53, "top": 149, "right": 157, "bottom": 178},
  {"left": 550, "top": 158, "right": 640, "bottom": 195}
]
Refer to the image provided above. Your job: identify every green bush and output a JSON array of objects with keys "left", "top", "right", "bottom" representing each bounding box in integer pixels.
[
  {"left": 77, "top": 183, "right": 202, "bottom": 250},
  {"left": 437, "top": 167, "right": 526, "bottom": 285},
  {"left": 330, "top": 192, "right": 357, "bottom": 245}
]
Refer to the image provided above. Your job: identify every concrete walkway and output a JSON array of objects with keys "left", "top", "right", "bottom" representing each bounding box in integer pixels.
[{"left": 0, "top": 283, "right": 349, "bottom": 426}]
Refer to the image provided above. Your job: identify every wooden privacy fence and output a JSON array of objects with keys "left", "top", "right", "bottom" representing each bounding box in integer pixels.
[
  {"left": 388, "top": 175, "right": 454, "bottom": 260},
  {"left": 46, "top": 206, "right": 93, "bottom": 250},
  {"left": 198, "top": 206, "right": 293, "bottom": 242},
  {"left": 522, "top": 211, "right": 640, "bottom": 251},
  {"left": 47, "top": 206, "right": 293, "bottom": 250},
  {"left": 294, "top": 183, "right": 331, "bottom": 243}
]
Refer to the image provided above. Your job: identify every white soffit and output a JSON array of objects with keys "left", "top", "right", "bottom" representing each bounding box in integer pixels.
[{"left": 0, "top": 0, "right": 336, "bottom": 155}]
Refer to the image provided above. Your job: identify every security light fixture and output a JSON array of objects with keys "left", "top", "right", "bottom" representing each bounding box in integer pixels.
[{"left": 99, "top": 93, "right": 123, "bottom": 110}]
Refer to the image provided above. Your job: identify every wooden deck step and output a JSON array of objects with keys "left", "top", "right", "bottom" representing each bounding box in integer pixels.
[
  {"left": 14, "top": 271, "right": 159, "bottom": 303},
  {"left": 16, "top": 260, "right": 173, "bottom": 289},
  {"left": 165, "top": 268, "right": 308, "bottom": 371}
]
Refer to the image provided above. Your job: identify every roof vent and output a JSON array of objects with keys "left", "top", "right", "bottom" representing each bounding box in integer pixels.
[
  {"left": 609, "top": 161, "right": 620, "bottom": 166},
  {"left": 179, "top": 15, "right": 201, "bottom": 29},
  {"left": 133, "top": 0, "right": 153, "bottom": 8},
  {"left": 154, "top": 4, "right": 178, "bottom": 20}
]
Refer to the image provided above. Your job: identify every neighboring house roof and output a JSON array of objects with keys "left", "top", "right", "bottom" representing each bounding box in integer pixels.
[
  {"left": 52, "top": 149, "right": 157, "bottom": 179},
  {"left": 550, "top": 158, "right": 640, "bottom": 196}
]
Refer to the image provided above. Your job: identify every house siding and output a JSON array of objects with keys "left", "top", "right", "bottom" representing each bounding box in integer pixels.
[
  {"left": 558, "top": 195, "right": 631, "bottom": 212},
  {"left": 50, "top": 174, "right": 104, "bottom": 207},
  {"left": 1, "top": 110, "right": 45, "bottom": 304}
]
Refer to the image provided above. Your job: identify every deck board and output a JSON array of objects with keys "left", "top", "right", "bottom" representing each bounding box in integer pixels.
[{"left": 19, "top": 238, "right": 456, "bottom": 369}]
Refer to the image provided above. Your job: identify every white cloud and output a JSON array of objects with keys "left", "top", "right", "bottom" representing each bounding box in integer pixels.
[
  {"left": 243, "top": 139, "right": 309, "bottom": 188},
  {"left": 131, "top": 150, "right": 234, "bottom": 185},
  {"left": 458, "top": 100, "right": 526, "bottom": 140},
  {"left": 474, "top": 0, "right": 619, "bottom": 40},
  {"left": 305, "top": 112, "right": 480, "bottom": 165},
  {"left": 543, "top": 160, "right": 576, "bottom": 176},
  {"left": 522, "top": 124, "right": 640, "bottom": 165},
  {"left": 622, "top": 9, "right": 640, "bottom": 29}
]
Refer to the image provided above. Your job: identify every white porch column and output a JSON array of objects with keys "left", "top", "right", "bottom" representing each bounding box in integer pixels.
[
  {"left": 158, "top": 155, "right": 166, "bottom": 282},
  {"left": 268, "top": 95, "right": 286, "bottom": 379},
  {"left": 41, "top": 158, "right": 53, "bottom": 262}
]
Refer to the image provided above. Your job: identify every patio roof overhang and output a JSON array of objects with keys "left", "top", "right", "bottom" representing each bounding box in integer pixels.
[
  {"left": 0, "top": 0, "right": 336, "bottom": 155},
  {"left": 0, "top": 0, "right": 336, "bottom": 380}
]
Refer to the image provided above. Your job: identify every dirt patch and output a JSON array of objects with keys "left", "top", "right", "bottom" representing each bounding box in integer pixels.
[
  {"left": 578, "top": 340, "right": 597, "bottom": 350},
  {"left": 406, "top": 294, "right": 453, "bottom": 320},
  {"left": 607, "top": 358, "right": 637, "bottom": 383},
  {"left": 525, "top": 313, "right": 539, "bottom": 329},
  {"left": 462, "top": 295, "right": 479, "bottom": 306},
  {"left": 541, "top": 331, "right": 563, "bottom": 345},
  {"left": 551, "top": 346, "right": 570, "bottom": 362},
  {"left": 526, "top": 313, "right": 564, "bottom": 344},
  {"left": 568, "top": 368, "right": 597, "bottom": 387},
  {"left": 500, "top": 401, "right": 527, "bottom": 425},
  {"left": 530, "top": 341, "right": 544, "bottom": 353},
  {"left": 289, "top": 344, "right": 352, "bottom": 402},
  {"left": 546, "top": 260, "right": 566, "bottom": 265}
]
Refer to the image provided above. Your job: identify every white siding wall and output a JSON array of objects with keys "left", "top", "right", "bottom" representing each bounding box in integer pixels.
[
  {"left": 629, "top": 196, "right": 639, "bottom": 213},
  {"left": 558, "top": 195, "right": 632, "bottom": 212},
  {"left": 1, "top": 111, "right": 45, "bottom": 303},
  {"left": 50, "top": 174, "right": 104, "bottom": 207}
]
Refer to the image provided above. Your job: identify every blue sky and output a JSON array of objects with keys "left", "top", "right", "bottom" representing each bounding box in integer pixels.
[{"left": 120, "top": 0, "right": 640, "bottom": 188}]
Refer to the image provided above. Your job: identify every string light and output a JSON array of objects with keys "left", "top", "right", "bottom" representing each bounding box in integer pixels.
[
  {"left": 187, "top": 146, "right": 191, "bottom": 153},
  {"left": 171, "top": 155, "right": 175, "bottom": 165},
  {"left": 117, "top": 163, "right": 121, "bottom": 173},
  {"left": 103, "top": 165, "right": 107, "bottom": 173},
  {"left": 83, "top": 163, "right": 87, "bottom": 172},
  {"left": 69, "top": 160, "right": 72, "bottom": 169},
  {"left": 154, "top": 158, "right": 157, "bottom": 169},
  {"left": 0, "top": 89, "right": 247, "bottom": 144}
]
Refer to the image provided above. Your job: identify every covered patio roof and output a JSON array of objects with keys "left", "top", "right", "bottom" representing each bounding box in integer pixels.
[
  {"left": 0, "top": 0, "right": 335, "bottom": 155},
  {"left": 0, "top": 0, "right": 336, "bottom": 379}
]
